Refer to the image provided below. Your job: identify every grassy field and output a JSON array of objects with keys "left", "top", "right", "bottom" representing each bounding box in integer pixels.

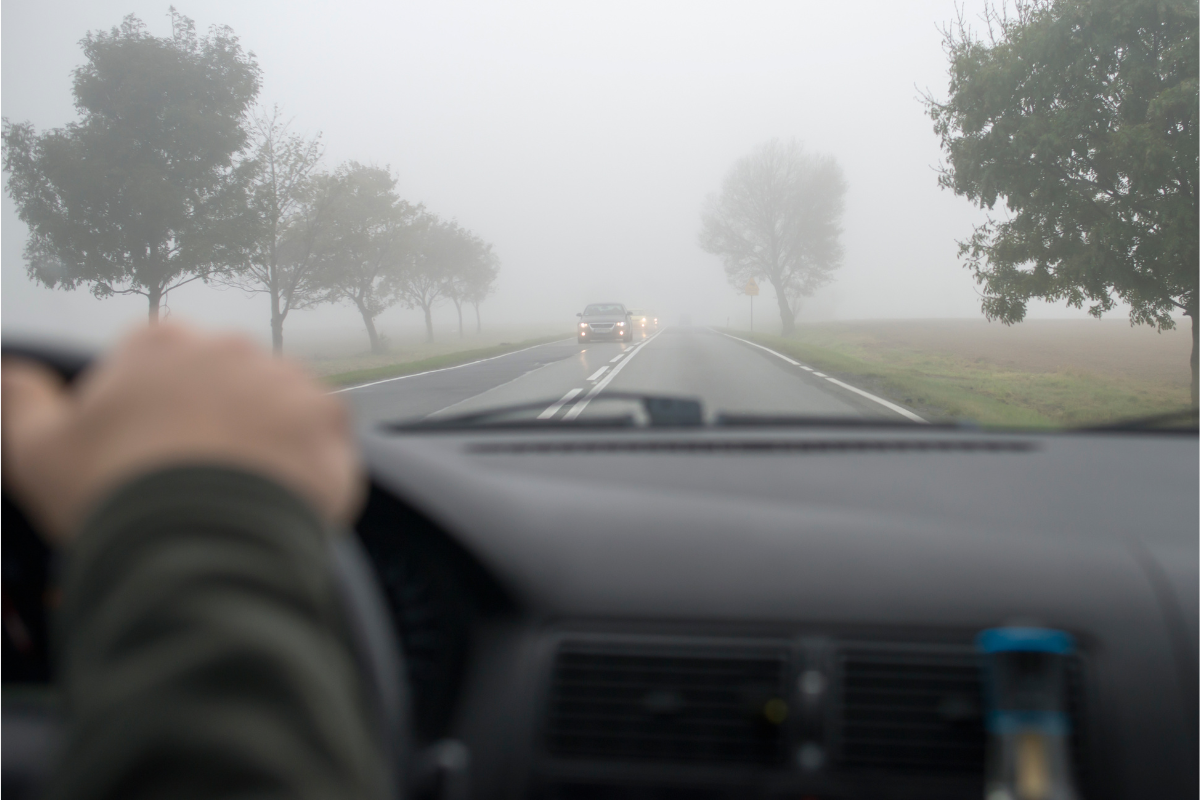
[
  {"left": 730, "top": 319, "right": 1195, "bottom": 427},
  {"left": 316, "top": 332, "right": 571, "bottom": 387}
]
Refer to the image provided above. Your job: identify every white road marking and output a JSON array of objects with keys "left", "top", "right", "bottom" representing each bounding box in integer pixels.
[
  {"left": 609, "top": 353, "right": 625, "bottom": 363},
  {"left": 800, "top": 366, "right": 813, "bottom": 371},
  {"left": 537, "top": 387, "right": 583, "bottom": 419},
  {"left": 333, "top": 338, "right": 573, "bottom": 393},
  {"left": 717, "top": 331, "right": 926, "bottom": 423},
  {"left": 587, "top": 366, "right": 608, "bottom": 381},
  {"left": 822, "top": 377, "right": 926, "bottom": 422},
  {"left": 564, "top": 332, "right": 661, "bottom": 420}
]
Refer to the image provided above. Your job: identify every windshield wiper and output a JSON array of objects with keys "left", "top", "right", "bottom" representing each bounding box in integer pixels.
[
  {"left": 386, "top": 393, "right": 705, "bottom": 431},
  {"left": 714, "top": 413, "right": 935, "bottom": 429},
  {"left": 1074, "top": 407, "right": 1199, "bottom": 433}
]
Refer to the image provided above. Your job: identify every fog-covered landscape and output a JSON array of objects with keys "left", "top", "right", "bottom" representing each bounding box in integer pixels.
[{"left": 3, "top": 0, "right": 1195, "bottom": 424}]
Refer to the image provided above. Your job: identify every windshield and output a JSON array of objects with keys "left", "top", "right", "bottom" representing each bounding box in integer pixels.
[
  {"left": 583, "top": 304, "right": 626, "bottom": 316},
  {"left": 3, "top": 2, "right": 1196, "bottom": 430}
]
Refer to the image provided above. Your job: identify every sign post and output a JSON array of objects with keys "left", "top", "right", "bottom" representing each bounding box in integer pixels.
[{"left": 742, "top": 278, "right": 760, "bottom": 332}]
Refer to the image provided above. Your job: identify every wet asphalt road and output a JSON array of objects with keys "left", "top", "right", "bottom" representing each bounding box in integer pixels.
[{"left": 341, "top": 326, "right": 921, "bottom": 427}]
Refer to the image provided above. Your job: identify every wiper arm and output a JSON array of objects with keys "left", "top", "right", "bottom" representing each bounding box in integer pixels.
[
  {"left": 1074, "top": 407, "right": 1199, "bottom": 433},
  {"left": 714, "top": 413, "right": 942, "bottom": 429}
]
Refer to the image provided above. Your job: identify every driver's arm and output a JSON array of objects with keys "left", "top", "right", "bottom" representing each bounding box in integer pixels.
[{"left": 2, "top": 324, "right": 385, "bottom": 800}]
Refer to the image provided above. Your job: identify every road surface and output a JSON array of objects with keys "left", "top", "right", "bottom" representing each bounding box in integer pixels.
[{"left": 341, "top": 327, "right": 922, "bottom": 427}]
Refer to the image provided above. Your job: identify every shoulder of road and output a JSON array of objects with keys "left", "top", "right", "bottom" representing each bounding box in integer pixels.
[{"left": 322, "top": 333, "right": 571, "bottom": 389}]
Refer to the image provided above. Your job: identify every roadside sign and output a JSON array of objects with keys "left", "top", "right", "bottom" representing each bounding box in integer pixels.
[{"left": 742, "top": 278, "right": 760, "bottom": 332}]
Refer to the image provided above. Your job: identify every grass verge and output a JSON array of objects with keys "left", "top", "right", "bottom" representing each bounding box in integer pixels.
[
  {"left": 726, "top": 328, "right": 1192, "bottom": 427},
  {"left": 323, "top": 333, "right": 570, "bottom": 388}
]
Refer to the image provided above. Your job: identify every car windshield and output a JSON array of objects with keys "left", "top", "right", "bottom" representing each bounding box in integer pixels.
[
  {"left": 583, "top": 304, "right": 625, "bottom": 316},
  {"left": 2, "top": 2, "right": 1196, "bottom": 430}
]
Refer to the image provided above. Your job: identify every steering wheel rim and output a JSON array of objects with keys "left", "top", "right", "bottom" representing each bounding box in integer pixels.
[{"left": 0, "top": 337, "right": 413, "bottom": 798}]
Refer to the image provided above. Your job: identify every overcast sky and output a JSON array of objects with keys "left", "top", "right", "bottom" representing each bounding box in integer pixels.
[{"left": 2, "top": 0, "right": 1102, "bottom": 347}]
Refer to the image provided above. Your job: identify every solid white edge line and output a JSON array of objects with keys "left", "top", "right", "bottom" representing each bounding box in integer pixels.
[
  {"left": 537, "top": 387, "right": 583, "bottom": 419},
  {"left": 822, "top": 377, "right": 926, "bottom": 423},
  {"left": 587, "top": 366, "right": 608, "bottom": 381},
  {"left": 331, "top": 337, "right": 573, "bottom": 393},
  {"left": 564, "top": 332, "right": 660, "bottom": 420},
  {"left": 717, "top": 331, "right": 927, "bottom": 424}
]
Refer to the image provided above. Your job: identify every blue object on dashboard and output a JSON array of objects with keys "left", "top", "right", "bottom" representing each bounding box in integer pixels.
[{"left": 977, "top": 626, "right": 1075, "bottom": 654}]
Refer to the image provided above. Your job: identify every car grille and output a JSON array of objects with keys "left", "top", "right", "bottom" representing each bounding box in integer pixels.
[
  {"left": 588, "top": 324, "right": 615, "bottom": 332},
  {"left": 545, "top": 643, "right": 790, "bottom": 766}
]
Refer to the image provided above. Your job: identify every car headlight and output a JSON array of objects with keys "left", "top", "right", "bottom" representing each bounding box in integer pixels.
[
  {"left": 579, "top": 322, "right": 587, "bottom": 328},
  {"left": 617, "top": 321, "right": 626, "bottom": 327}
]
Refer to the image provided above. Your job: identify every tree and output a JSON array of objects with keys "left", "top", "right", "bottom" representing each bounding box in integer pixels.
[
  {"left": 1, "top": 11, "right": 260, "bottom": 321},
  {"left": 926, "top": 0, "right": 1199, "bottom": 403},
  {"left": 315, "top": 163, "right": 413, "bottom": 354},
  {"left": 439, "top": 223, "right": 498, "bottom": 338},
  {"left": 393, "top": 213, "right": 451, "bottom": 343},
  {"left": 699, "top": 139, "right": 846, "bottom": 335},
  {"left": 216, "top": 107, "right": 327, "bottom": 352},
  {"left": 467, "top": 246, "right": 500, "bottom": 335}
]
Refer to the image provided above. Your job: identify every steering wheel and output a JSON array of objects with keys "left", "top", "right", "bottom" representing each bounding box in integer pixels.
[{"left": 0, "top": 340, "right": 415, "bottom": 799}]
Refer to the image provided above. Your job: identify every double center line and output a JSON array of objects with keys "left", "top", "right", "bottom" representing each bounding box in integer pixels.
[{"left": 537, "top": 333, "right": 660, "bottom": 420}]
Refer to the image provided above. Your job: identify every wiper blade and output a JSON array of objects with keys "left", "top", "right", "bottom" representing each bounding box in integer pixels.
[
  {"left": 714, "top": 413, "right": 942, "bottom": 428},
  {"left": 385, "top": 392, "right": 705, "bottom": 431},
  {"left": 1074, "top": 407, "right": 1199, "bottom": 433}
]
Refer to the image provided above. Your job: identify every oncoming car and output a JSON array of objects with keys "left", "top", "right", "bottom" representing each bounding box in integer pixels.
[
  {"left": 577, "top": 302, "right": 632, "bottom": 343},
  {"left": 627, "top": 309, "right": 658, "bottom": 333}
]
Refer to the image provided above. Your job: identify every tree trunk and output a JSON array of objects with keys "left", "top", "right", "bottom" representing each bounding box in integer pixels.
[
  {"left": 148, "top": 284, "right": 163, "bottom": 323},
  {"left": 453, "top": 299, "right": 464, "bottom": 338},
  {"left": 771, "top": 280, "right": 795, "bottom": 336},
  {"left": 1190, "top": 311, "right": 1198, "bottom": 407},
  {"left": 423, "top": 304, "right": 434, "bottom": 344},
  {"left": 474, "top": 302, "right": 481, "bottom": 334},
  {"left": 270, "top": 295, "right": 285, "bottom": 355},
  {"left": 354, "top": 300, "right": 384, "bottom": 354}
]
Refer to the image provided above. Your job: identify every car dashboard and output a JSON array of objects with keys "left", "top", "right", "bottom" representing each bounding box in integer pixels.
[{"left": 354, "top": 424, "right": 1199, "bottom": 800}]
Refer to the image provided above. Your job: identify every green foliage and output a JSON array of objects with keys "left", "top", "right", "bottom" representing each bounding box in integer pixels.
[
  {"left": 1, "top": 11, "right": 261, "bottom": 319},
  {"left": 927, "top": 0, "right": 1199, "bottom": 397},
  {"left": 420, "top": 219, "right": 500, "bottom": 339},
  {"left": 216, "top": 107, "right": 327, "bottom": 352},
  {"left": 313, "top": 163, "right": 418, "bottom": 353},
  {"left": 699, "top": 139, "right": 846, "bottom": 335}
]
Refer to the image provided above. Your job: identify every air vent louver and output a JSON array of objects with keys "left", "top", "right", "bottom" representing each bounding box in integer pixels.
[
  {"left": 546, "top": 644, "right": 789, "bottom": 766},
  {"left": 836, "top": 648, "right": 1086, "bottom": 779}
]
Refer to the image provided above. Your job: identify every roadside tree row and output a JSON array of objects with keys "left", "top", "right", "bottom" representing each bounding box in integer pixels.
[{"left": 1, "top": 11, "right": 498, "bottom": 353}]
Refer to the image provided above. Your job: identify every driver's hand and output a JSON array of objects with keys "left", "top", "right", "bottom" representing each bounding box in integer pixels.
[{"left": 2, "top": 323, "right": 364, "bottom": 544}]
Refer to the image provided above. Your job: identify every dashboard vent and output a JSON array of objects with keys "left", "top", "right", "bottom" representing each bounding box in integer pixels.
[
  {"left": 469, "top": 440, "right": 1035, "bottom": 456},
  {"left": 835, "top": 647, "right": 1086, "bottom": 778},
  {"left": 546, "top": 643, "right": 789, "bottom": 766}
]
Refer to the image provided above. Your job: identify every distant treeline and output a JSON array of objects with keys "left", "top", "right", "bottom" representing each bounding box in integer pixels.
[{"left": 1, "top": 10, "right": 496, "bottom": 353}]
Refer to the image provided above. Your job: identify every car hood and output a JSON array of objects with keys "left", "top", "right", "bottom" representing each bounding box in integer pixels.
[{"left": 581, "top": 314, "right": 626, "bottom": 323}]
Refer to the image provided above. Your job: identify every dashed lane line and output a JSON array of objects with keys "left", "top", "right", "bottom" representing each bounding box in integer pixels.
[
  {"left": 717, "top": 331, "right": 926, "bottom": 423},
  {"left": 587, "top": 366, "right": 609, "bottom": 381},
  {"left": 537, "top": 387, "right": 583, "bottom": 420},
  {"left": 562, "top": 332, "right": 661, "bottom": 420}
]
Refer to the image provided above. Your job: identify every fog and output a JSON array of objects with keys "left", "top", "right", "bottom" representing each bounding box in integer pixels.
[{"left": 2, "top": 0, "right": 1102, "bottom": 349}]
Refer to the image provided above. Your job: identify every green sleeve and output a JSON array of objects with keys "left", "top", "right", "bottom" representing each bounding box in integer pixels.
[{"left": 47, "top": 466, "right": 388, "bottom": 800}]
